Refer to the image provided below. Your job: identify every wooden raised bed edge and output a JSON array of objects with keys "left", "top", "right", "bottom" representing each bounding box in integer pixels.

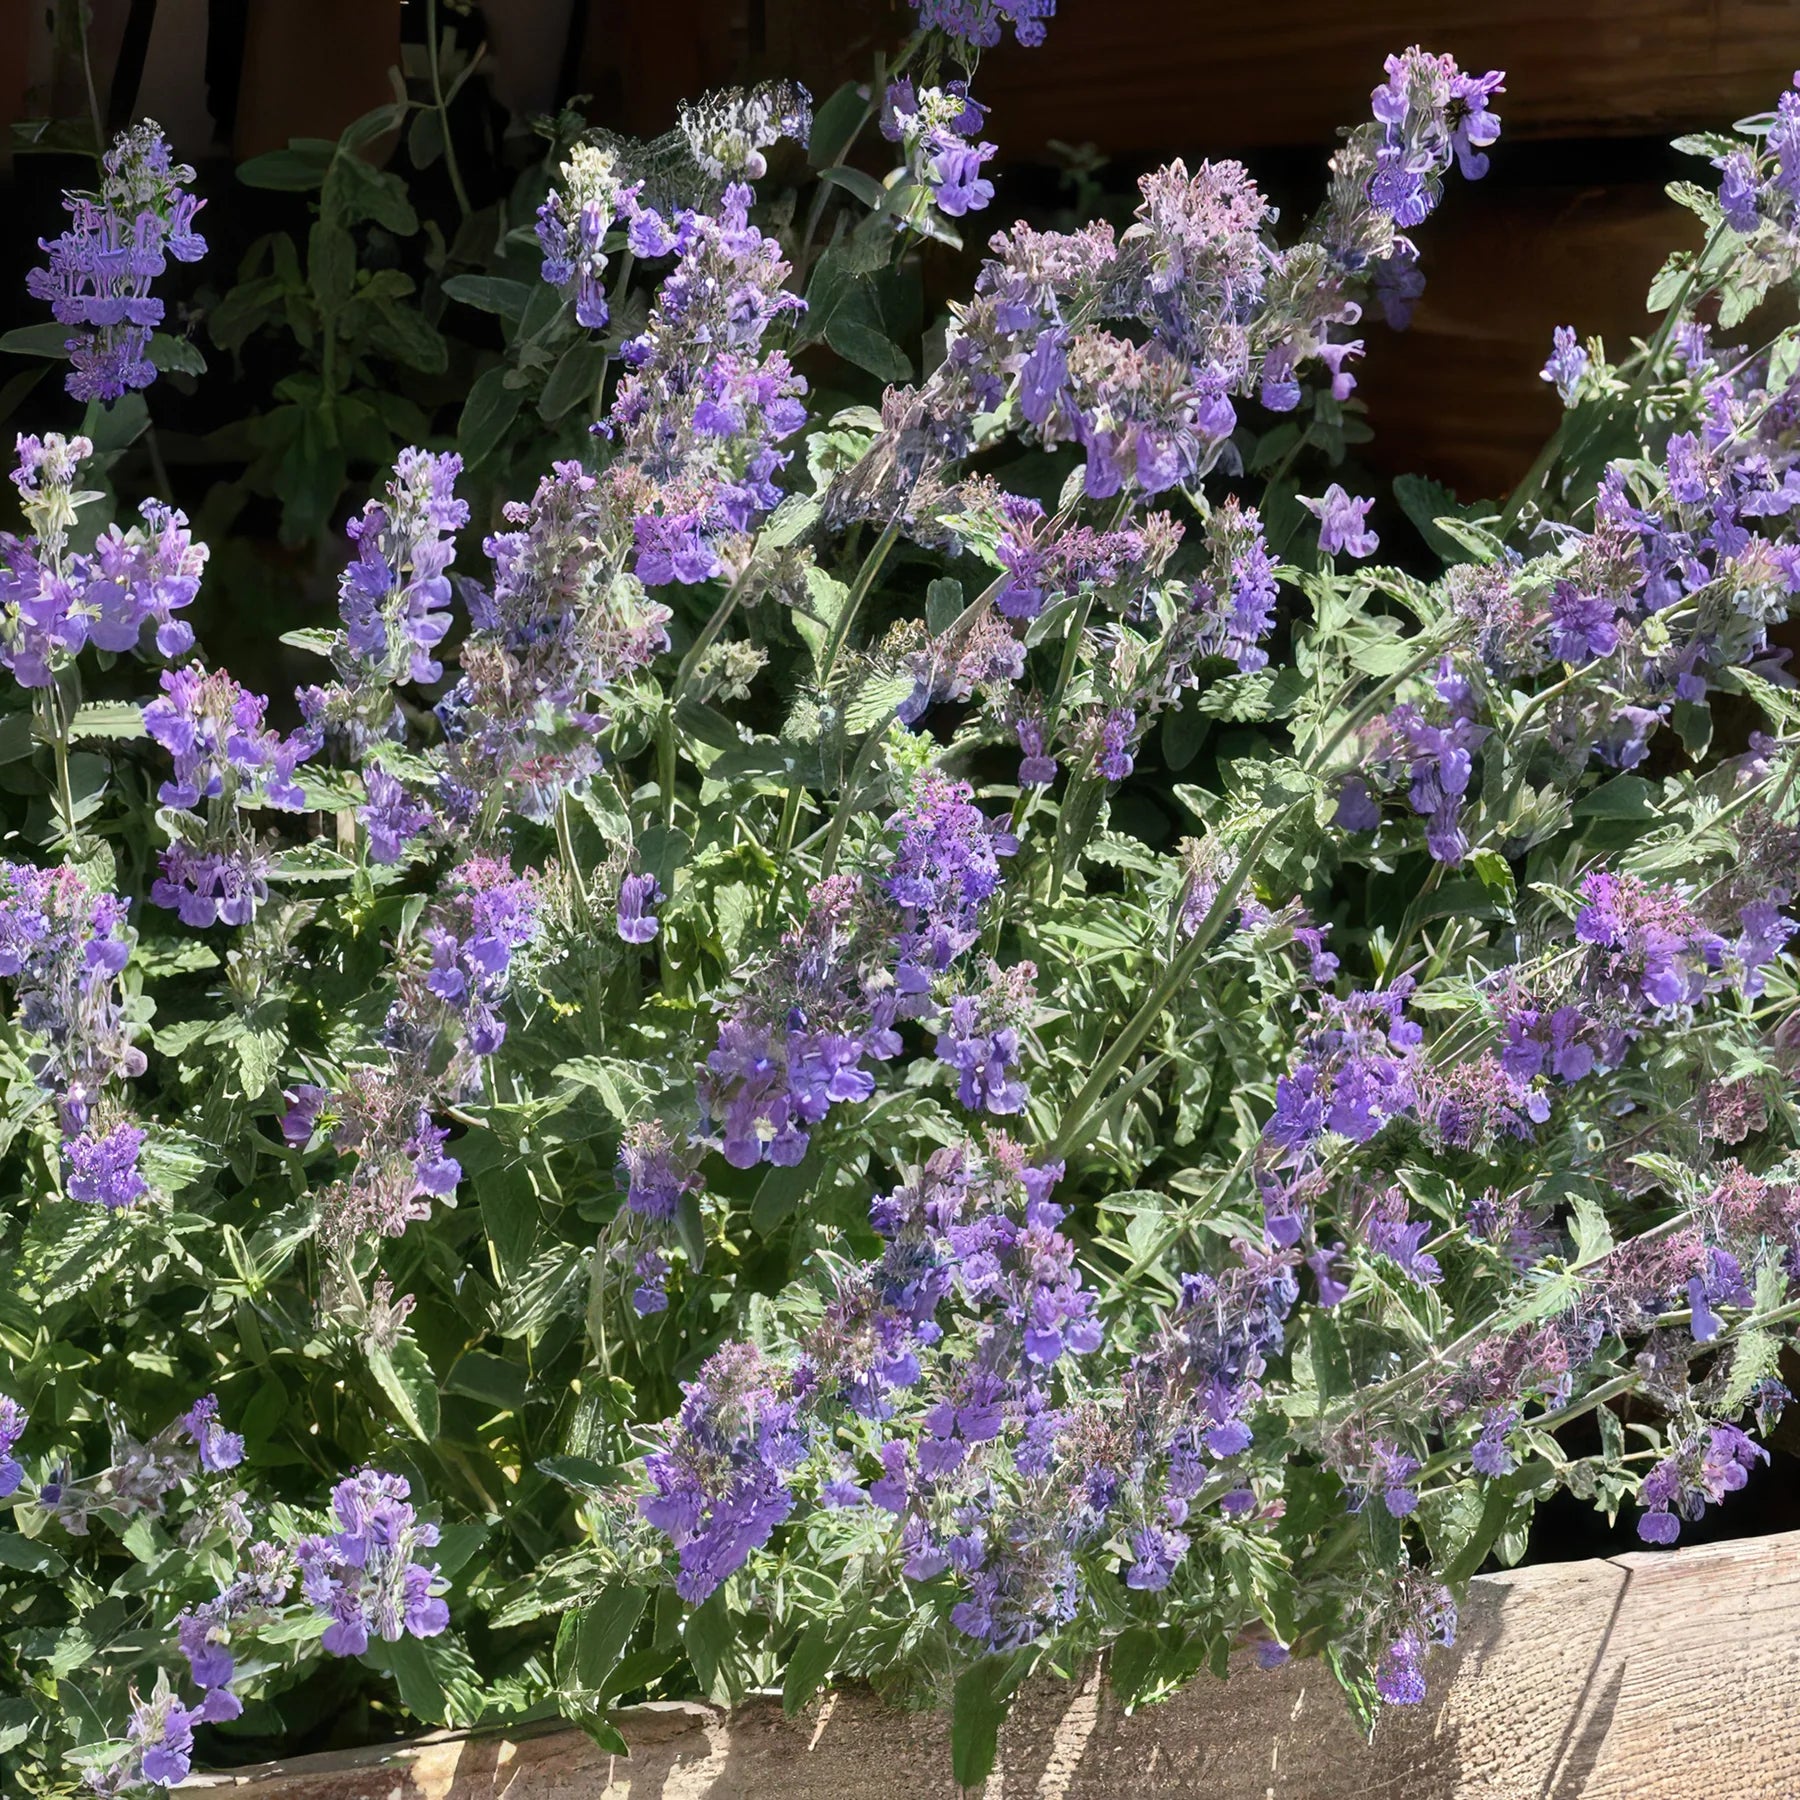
[{"left": 181, "top": 1528, "right": 1800, "bottom": 1800}]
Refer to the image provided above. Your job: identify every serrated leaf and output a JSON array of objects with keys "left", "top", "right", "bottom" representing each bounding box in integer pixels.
[{"left": 368, "top": 1334, "right": 440, "bottom": 1441}]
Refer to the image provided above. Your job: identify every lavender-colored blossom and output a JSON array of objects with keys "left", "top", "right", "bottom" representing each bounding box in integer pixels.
[
  {"left": 535, "top": 142, "right": 628, "bottom": 328},
  {"left": 0, "top": 1395, "right": 26, "bottom": 1498},
  {"left": 65, "top": 1120, "right": 149, "bottom": 1208},
  {"left": 0, "top": 860, "right": 144, "bottom": 1139},
  {"left": 360, "top": 767, "right": 435, "bottom": 865},
  {"left": 617, "top": 872, "right": 664, "bottom": 944},
  {"left": 1301, "top": 484, "right": 1379, "bottom": 559},
  {"left": 27, "top": 121, "right": 206, "bottom": 404},
  {"left": 639, "top": 1342, "right": 808, "bottom": 1602},
  {"left": 294, "top": 1469, "right": 449, "bottom": 1656},
  {"left": 144, "top": 664, "right": 313, "bottom": 813},
  {"left": 886, "top": 773, "right": 1017, "bottom": 998},
  {"left": 908, "top": 0, "right": 1054, "bottom": 45},
  {"left": 935, "top": 960, "right": 1035, "bottom": 1115},
  {"left": 436, "top": 460, "right": 671, "bottom": 826},
  {"left": 1540, "top": 325, "right": 1589, "bottom": 405},
  {"left": 180, "top": 1395, "right": 244, "bottom": 1473}
]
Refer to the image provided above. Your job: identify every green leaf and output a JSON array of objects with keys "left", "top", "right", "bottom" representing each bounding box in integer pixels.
[
  {"left": 457, "top": 365, "right": 524, "bottom": 464},
  {"left": 927, "top": 577, "right": 964, "bottom": 635},
  {"left": 68, "top": 702, "right": 144, "bottom": 741},
  {"left": 540, "top": 339, "right": 609, "bottom": 421},
  {"left": 325, "top": 154, "right": 419, "bottom": 235},
  {"left": 1574, "top": 774, "right": 1655, "bottom": 820},
  {"left": 367, "top": 1334, "right": 440, "bottom": 1441},
  {"left": 819, "top": 165, "right": 889, "bottom": 210},
  {"left": 951, "top": 1657, "right": 1017, "bottom": 1788},
  {"left": 1107, "top": 1626, "right": 1159, "bottom": 1707},
  {"left": 441, "top": 275, "right": 533, "bottom": 326},
  {"left": 308, "top": 221, "right": 356, "bottom": 308},
  {"left": 751, "top": 1148, "right": 824, "bottom": 1236},
  {"left": 1392, "top": 473, "right": 1491, "bottom": 566},
  {"left": 236, "top": 141, "right": 335, "bottom": 191},
  {"left": 826, "top": 316, "right": 912, "bottom": 382},
  {"left": 366, "top": 1632, "right": 484, "bottom": 1728},
  {"left": 0, "top": 323, "right": 74, "bottom": 360},
  {"left": 1569, "top": 1192, "right": 1613, "bottom": 1268},
  {"left": 782, "top": 1617, "right": 845, "bottom": 1715},
  {"left": 444, "top": 1349, "right": 527, "bottom": 1413},
  {"left": 682, "top": 1587, "right": 735, "bottom": 1699},
  {"left": 565, "top": 1585, "right": 648, "bottom": 1696},
  {"left": 0, "top": 1533, "right": 68, "bottom": 1575},
  {"left": 808, "top": 82, "right": 868, "bottom": 167},
  {"left": 147, "top": 332, "right": 206, "bottom": 376}
]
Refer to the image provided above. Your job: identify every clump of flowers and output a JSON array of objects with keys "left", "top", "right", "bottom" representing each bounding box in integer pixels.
[
  {"left": 20, "top": 42, "right": 1800, "bottom": 1796},
  {"left": 27, "top": 121, "right": 206, "bottom": 403}
]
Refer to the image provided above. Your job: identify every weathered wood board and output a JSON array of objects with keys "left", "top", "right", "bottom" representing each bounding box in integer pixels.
[{"left": 184, "top": 1530, "right": 1800, "bottom": 1800}]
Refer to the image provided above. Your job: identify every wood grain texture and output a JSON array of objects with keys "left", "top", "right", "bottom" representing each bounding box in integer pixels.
[
  {"left": 186, "top": 1530, "right": 1800, "bottom": 1800},
  {"left": 1355, "top": 183, "right": 1687, "bottom": 498},
  {"left": 755, "top": 0, "right": 1800, "bottom": 157}
]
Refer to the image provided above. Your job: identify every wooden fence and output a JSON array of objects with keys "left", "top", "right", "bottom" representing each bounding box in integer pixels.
[{"left": 188, "top": 1529, "right": 1800, "bottom": 1800}]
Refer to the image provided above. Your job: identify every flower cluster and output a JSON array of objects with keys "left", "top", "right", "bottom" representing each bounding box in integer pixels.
[
  {"left": 26, "top": 120, "right": 206, "bottom": 403},
  {"left": 1, "top": 434, "right": 206, "bottom": 689},
  {"left": 294, "top": 1470, "right": 450, "bottom": 1655},
  {"left": 435, "top": 459, "right": 670, "bottom": 827},
  {"left": 908, "top": 0, "right": 1055, "bottom": 46},
  {"left": 607, "top": 185, "right": 807, "bottom": 586},
  {"left": 144, "top": 663, "right": 316, "bottom": 927},
  {"left": 0, "top": 859, "right": 146, "bottom": 1200},
  {"left": 881, "top": 81, "right": 998, "bottom": 222},
  {"left": 298, "top": 448, "right": 468, "bottom": 758}
]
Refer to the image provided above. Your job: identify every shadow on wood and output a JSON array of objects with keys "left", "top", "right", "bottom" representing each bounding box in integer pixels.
[{"left": 185, "top": 1531, "right": 1800, "bottom": 1800}]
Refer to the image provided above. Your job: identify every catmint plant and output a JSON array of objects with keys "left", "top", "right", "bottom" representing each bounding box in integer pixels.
[{"left": 14, "top": 30, "right": 1800, "bottom": 1800}]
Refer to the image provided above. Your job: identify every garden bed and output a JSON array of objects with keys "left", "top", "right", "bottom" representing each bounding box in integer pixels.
[{"left": 195, "top": 1530, "right": 1800, "bottom": 1800}]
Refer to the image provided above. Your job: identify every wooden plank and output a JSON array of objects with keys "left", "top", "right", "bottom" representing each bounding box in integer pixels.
[
  {"left": 1354, "top": 182, "right": 1686, "bottom": 499},
  {"left": 758, "top": 0, "right": 1800, "bottom": 156},
  {"left": 193, "top": 1530, "right": 1800, "bottom": 1800}
]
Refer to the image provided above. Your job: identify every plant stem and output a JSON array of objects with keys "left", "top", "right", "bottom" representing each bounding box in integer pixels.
[
  {"left": 817, "top": 516, "right": 901, "bottom": 689},
  {"left": 426, "top": 0, "right": 473, "bottom": 220}
]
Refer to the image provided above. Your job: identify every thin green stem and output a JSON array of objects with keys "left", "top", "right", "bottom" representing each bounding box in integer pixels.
[{"left": 426, "top": 0, "right": 473, "bottom": 220}]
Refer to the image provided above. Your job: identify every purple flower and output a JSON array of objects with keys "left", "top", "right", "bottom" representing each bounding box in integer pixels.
[
  {"left": 0, "top": 1395, "right": 26, "bottom": 1498},
  {"left": 934, "top": 961, "right": 1035, "bottom": 1116},
  {"left": 886, "top": 773, "right": 1017, "bottom": 994},
  {"left": 1540, "top": 325, "right": 1589, "bottom": 405},
  {"left": 144, "top": 663, "right": 314, "bottom": 814},
  {"left": 1546, "top": 579, "right": 1617, "bottom": 663},
  {"left": 127, "top": 1682, "right": 200, "bottom": 1788},
  {"left": 908, "top": 0, "right": 1054, "bottom": 46},
  {"left": 361, "top": 768, "right": 434, "bottom": 865},
  {"left": 294, "top": 1468, "right": 450, "bottom": 1655},
  {"left": 1124, "top": 1523, "right": 1191, "bottom": 1591},
  {"left": 1300, "top": 484, "right": 1379, "bottom": 559},
  {"left": 65, "top": 1121, "right": 149, "bottom": 1209},
  {"left": 616, "top": 872, "right": 664, "bottom": 944},
  {"left": 1095, "top": 707, "right": 1137, "bottom": 782},
  {"left": 0, "top": 861, "right": 144, "bottom": 1138},
  {"left": 1470, "top": 1407, "right": 1517, "bottom": 1477},
  {"left": 180, "top": 1395, "right": 244, "bottom": 1473},
  {"left": 535, "top": 143, "right": 627, "bottom": 326},
  {"left": 639, "top": 1343, "right": 808, "bottom": 1602},
  {"left": 26, "top": 121, "right": 206, "bottom": 404}
]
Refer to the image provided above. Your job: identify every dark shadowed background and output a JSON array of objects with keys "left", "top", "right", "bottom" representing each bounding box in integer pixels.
[{"left": 4, "top": 0, "right": 1796, "bottom": 495}]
